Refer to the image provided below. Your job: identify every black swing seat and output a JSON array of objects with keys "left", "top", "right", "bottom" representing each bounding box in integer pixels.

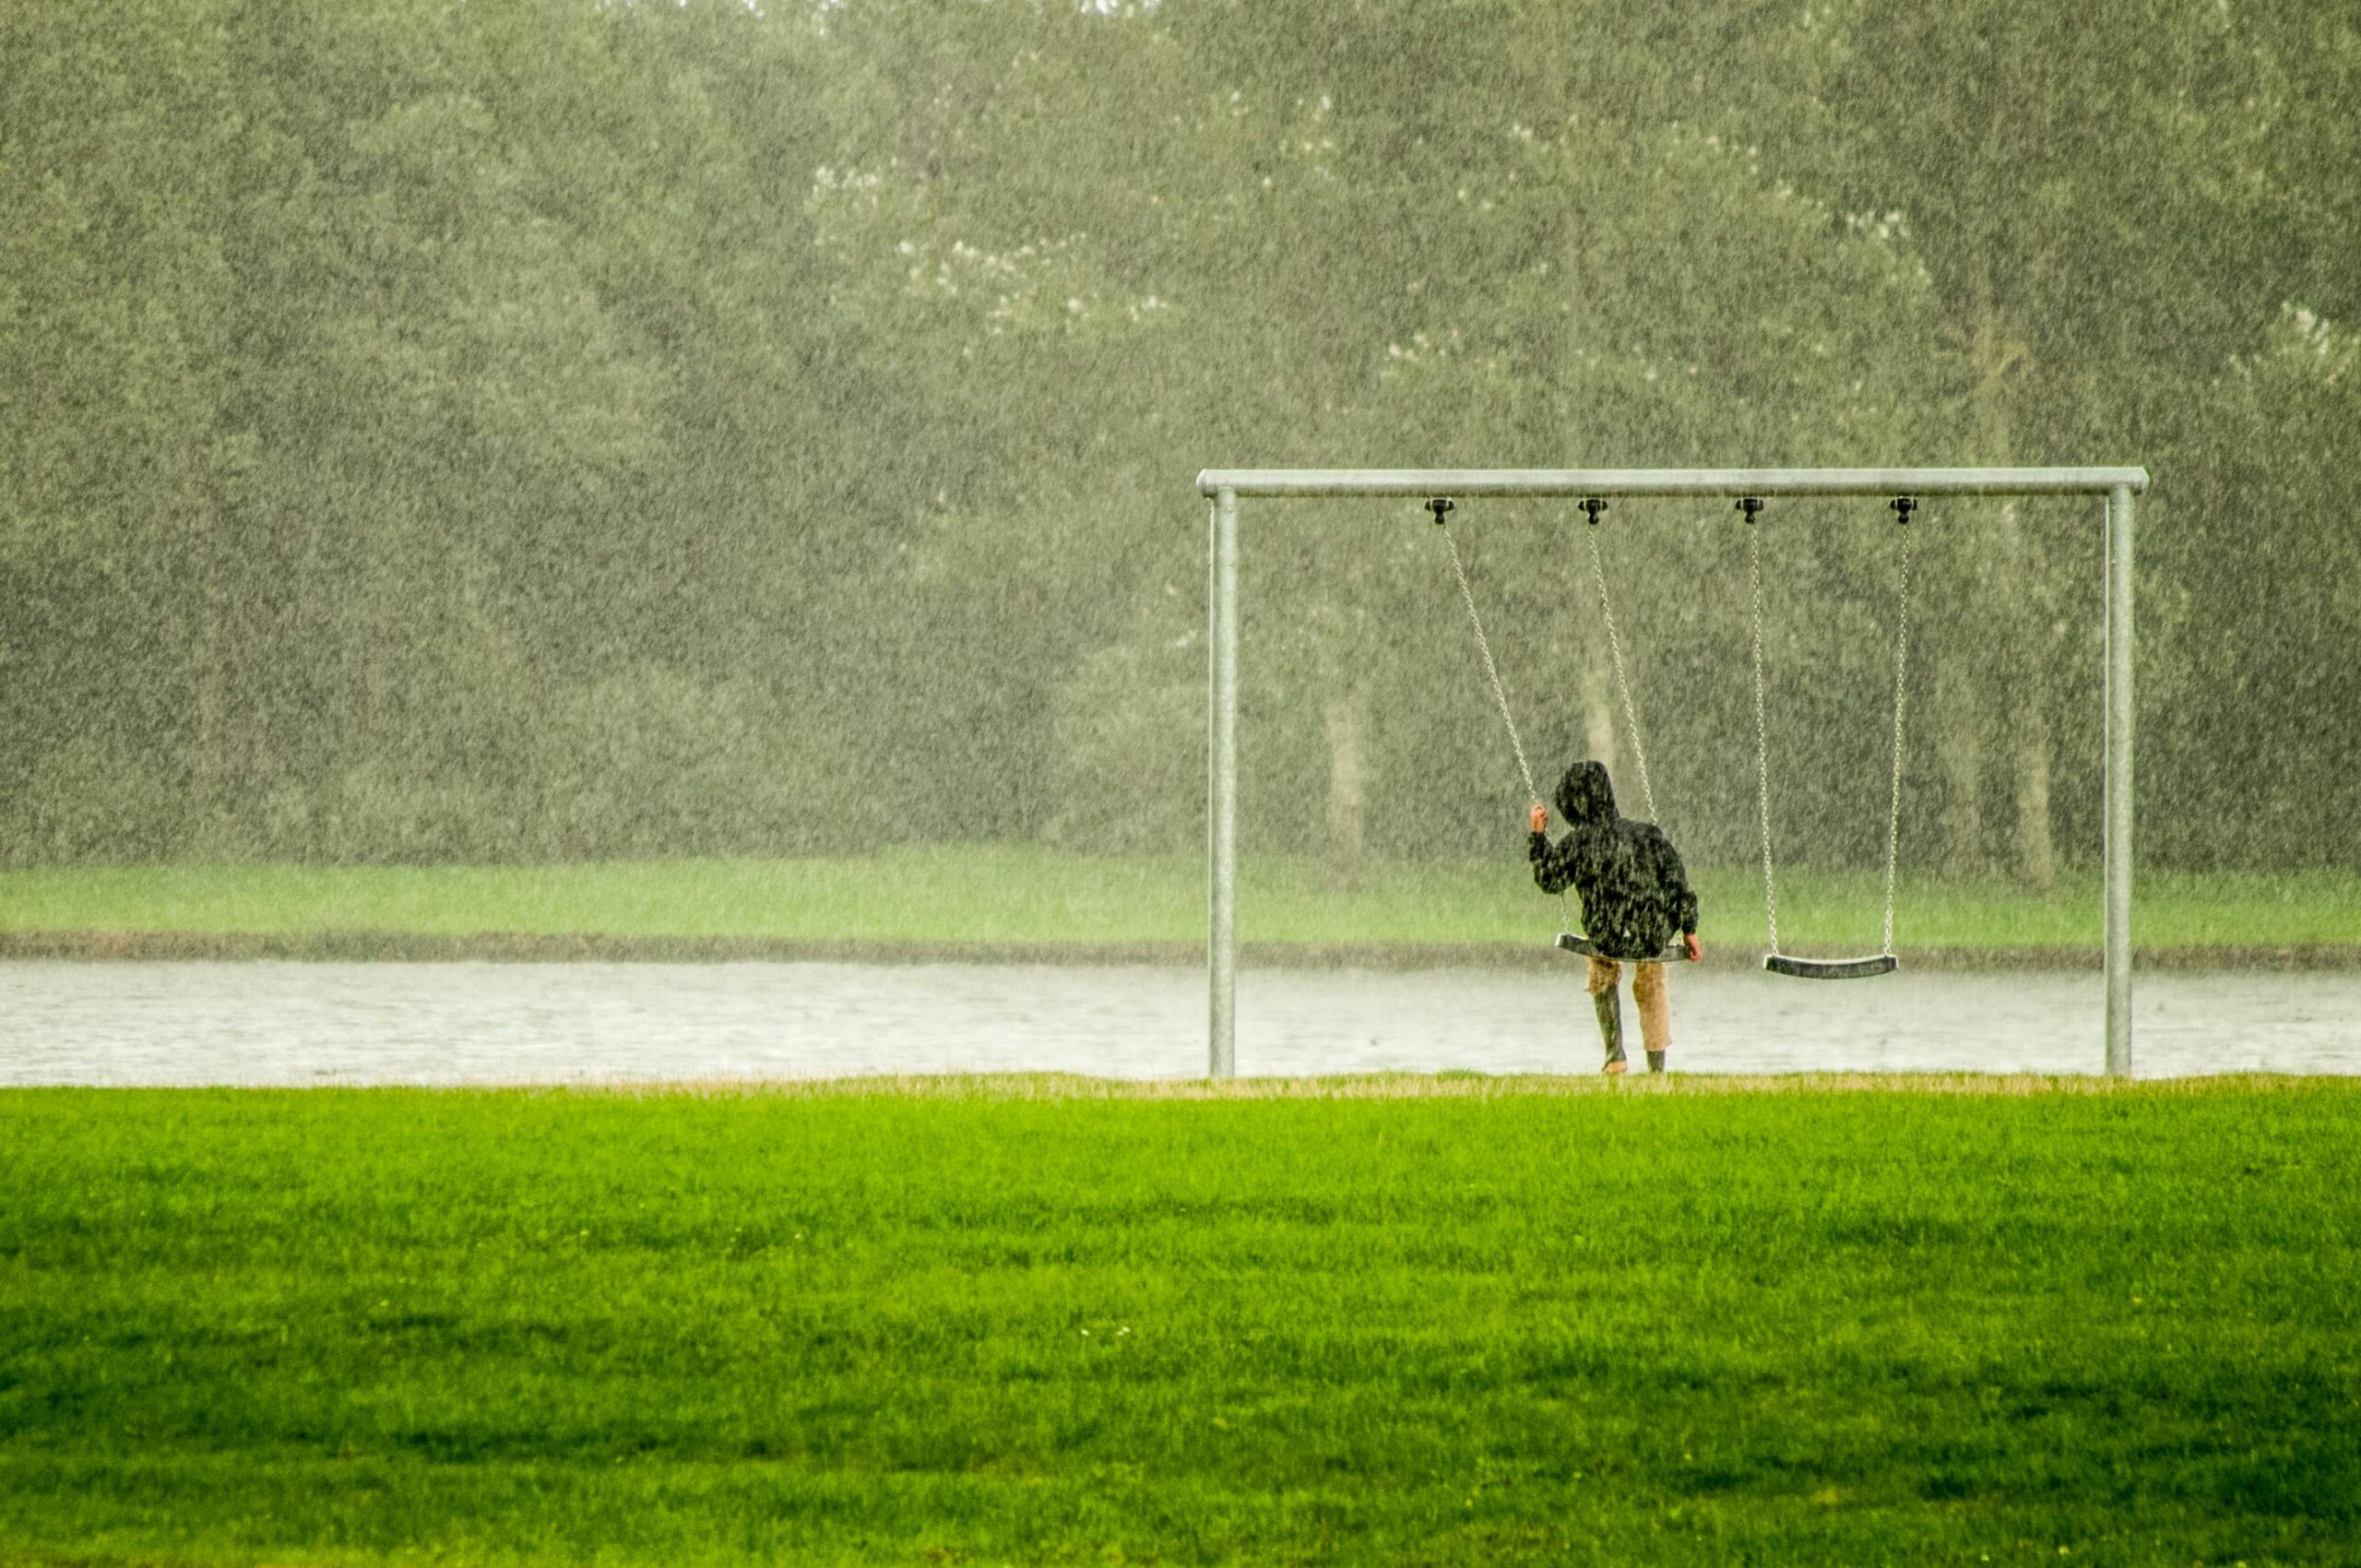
[
  {"left": 1762, "top": 952, "right": 1899, "bottom": 980},
  {"left": 1554, "top": 932, "right": 1694, "bottom": 963}
]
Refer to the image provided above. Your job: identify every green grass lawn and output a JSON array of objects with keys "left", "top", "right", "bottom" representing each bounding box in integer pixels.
[
  {"left": 3, "top": 849, "right": 2357, "bottom": 954},
  {"left": 3, "top": 1079, "right": 2356, "bottom": 1565}
]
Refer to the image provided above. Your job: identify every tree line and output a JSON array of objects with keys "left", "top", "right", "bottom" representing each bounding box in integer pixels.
[{"left": 4, "top": 0, "right": 2355, "bottom": 879}]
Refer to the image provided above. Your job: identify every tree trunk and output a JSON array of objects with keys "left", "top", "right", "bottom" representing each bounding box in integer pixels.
[
  {"left": 1323, "top": 685, "right": 1368, "bottom": 890},
  {"left": 1988, "top": 499, "right": 2058, "bottom": 889},
  {"left": 1970, "top": 296, "right": 2055, "bottom": 888},
  {"left": 1934, "top": 658, "right": 1985, "bottom": 874},
  {"left": 1582, "top": 656, "right": 1618, "bottom": 781},
  {"left": 2014, "top": 707, "right": 2056, "bottom": 890},
  {"left": 182, "top": 451, "right": 234, "bottom": 858}
]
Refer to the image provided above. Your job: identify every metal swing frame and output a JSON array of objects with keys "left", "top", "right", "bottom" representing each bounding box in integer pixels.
[{"left": 1195, "top": 467, "right": 2149, "bottom": 1078}]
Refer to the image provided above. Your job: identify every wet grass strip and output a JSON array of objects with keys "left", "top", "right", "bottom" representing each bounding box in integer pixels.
[
  {"left": 3, "top": 851, "right": 2358, "bottom": 954},
  {"left": 2, "top": 1080, "right": 2357, "bottom": 1565}
]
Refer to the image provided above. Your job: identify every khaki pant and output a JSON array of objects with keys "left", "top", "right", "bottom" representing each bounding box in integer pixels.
[{"left": 1586, "top": 956, "right": 1671, "bottom": 1051}]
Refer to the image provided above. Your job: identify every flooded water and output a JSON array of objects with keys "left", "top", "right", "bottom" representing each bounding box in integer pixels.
[{"left": 3, "top": 960, "right": 2357, "bottom": 1085}]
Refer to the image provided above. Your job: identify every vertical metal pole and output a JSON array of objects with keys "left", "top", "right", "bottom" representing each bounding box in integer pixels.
[
  {"left": 1207, "top": 487, "right": 1240, "bottom": 1077},
  {"left": 2104, "top": 483, "right": 2135, "bottom": 1075}
]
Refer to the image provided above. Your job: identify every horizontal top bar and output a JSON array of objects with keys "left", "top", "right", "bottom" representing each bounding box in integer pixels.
[{"left": 1196, "top": 467, "right": 2149, "bottom": 498}]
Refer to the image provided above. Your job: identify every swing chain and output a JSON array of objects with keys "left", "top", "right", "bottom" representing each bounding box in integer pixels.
[
  {"left": 1433, "top": 501, "right": 1540, "bottom": 809},
  {"left": 1434, "top": 500, "right": 1577, "bottom": 937},
  {"left": 1742, "top": 499, "right": 1779, "bottom": 956},
  {"left": 1582, "top": 500, "right": 1660, "bottom": 828},
  {"left": 1881, "top": 498, "right": 1916, "bottom": 956}
]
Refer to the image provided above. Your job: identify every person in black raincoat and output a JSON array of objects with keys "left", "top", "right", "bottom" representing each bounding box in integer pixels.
[{"left": 1528, "top": 759, "right": 1702, "bottom": 1074}]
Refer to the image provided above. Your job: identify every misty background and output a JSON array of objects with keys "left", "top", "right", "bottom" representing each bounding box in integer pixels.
[{"left": 4, "top": 0, "right": 2355, "bottom": 887}]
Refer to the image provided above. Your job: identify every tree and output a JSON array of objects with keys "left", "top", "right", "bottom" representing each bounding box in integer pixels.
[
  {"left": 0, "top": 0, "right": 244, "bottom": 850},
  {"left": 1822, "top": 0, "right": 2361, "bottom": 879}
]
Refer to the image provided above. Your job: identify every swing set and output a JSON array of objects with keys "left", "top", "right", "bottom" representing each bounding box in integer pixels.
[
  {"left": 1194, "top": 467, "right": 2147, "bottom": 1077},
  {"left": 1431, "top": 490, "right": 1912, "bottom": 980}
]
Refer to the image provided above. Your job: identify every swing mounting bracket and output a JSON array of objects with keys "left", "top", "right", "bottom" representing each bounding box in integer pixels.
[
  {"left": 1426, "top": 497, "right": 1455, "bottom": 526},
  {"left": 1891, "top": 495, "right": 1917, "bottom": 524},
  {"left": 1737, "top": 496, "right": 1765, "bottom": 523},
  {"left": 1580, "top": 497, "right": 1608, "bottom": 527}
]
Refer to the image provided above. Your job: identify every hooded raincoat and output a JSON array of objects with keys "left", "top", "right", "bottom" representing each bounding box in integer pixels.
[{"left": 1528, "top": 761, "right": 1700, "bottom": 961}]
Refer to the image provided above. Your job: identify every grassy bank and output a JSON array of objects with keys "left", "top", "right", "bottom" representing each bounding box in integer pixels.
[
  {"left": 4, "top": 1078, "right": 2357, "bottom": 1564},
  {"left": 4, "top": 849, "right": 2359, "bottom": 956}
]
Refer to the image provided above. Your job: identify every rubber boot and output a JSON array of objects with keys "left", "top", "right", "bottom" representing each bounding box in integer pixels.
[
  {"left": 1647, "top": 1049, "right": 1668, "bottom": 1075},
  {"left": 1593, "top": 987, "right": 1628, "bottom": 1074}
]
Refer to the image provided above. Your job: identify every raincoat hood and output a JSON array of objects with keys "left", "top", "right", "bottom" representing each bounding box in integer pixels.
[
  {"left": 1531, "top": 756, "right": 1700, "bottom": 959},
  {"left": 1555, "top": 760, "right": 1618, "bottom": 830}
]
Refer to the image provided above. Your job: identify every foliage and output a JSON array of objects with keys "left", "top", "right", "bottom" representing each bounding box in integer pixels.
[
  {"left": 532, "top": 665, "right": 887, "bottom": 860},
  {"left": 1043, "top": 636, "right": 1205, "bottom": 853},
  {"left": 0, "top": 0, "right": 2355, "bottom": 871},
  {"left": 0, "top": 735, "right": 184, "bottom": 864},
  {"left": 2140, "top": 305, "right": 2361, "bottom": 869}
]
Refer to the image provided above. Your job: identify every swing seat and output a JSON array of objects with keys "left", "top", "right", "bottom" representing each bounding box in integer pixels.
[
  {"left": 1762, "top": 952, "right": 1899, "bottom": 980},
  {"left": 1554, "top": 932, "right": 1694, "bottom": 963}
]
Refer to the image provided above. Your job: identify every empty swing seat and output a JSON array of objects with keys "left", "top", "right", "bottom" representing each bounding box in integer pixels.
[
  {"left": 1554, "top": 932, "right": 1695, "bottom": 963},
  {"left": 1737, "top": 494, "right": 1918, "bottom": 989},
  {"left": 1762, "top": 952, "right": 1899, "bottom": 980}
]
